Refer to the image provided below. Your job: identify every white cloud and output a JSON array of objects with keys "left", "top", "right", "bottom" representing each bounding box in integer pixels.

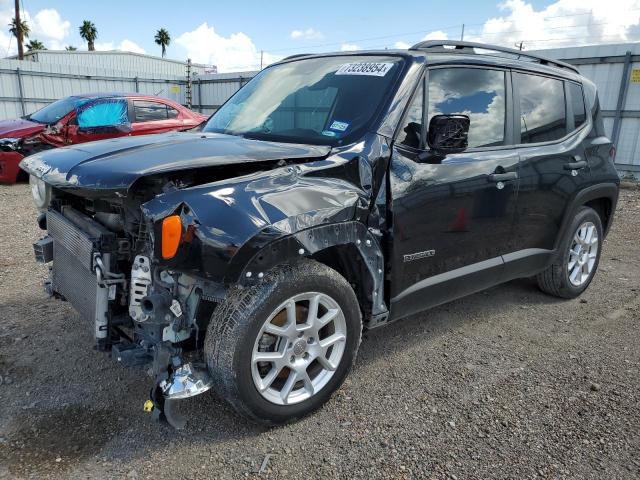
[
  {"left": 469, "top": 0, "right": 640, "bottom": 49},
  {"left": 118, "top": 39, "right": 145, "bottom": 54},
  {"left": 422, "top": 30, "right": 450, "bottom": 41},
  {"left": 0, "top": 7, "right": 72, "bottom": 53},
  {"left": 394, "top": 41, "right": 410, "bottom": 49},
  {"left": 340, "top": 43, "right": 361, "bottom": 51},
  {"left": 290, "top": 28, "right": 324, "bottom": 40},
  {"left": 175, "top": 22, "right": 281, "bottom": 72},
  {"left": 0, "top": 29, "right": 14, "bottom": 57},
  {"left": 95, "top": 39, "right": 146, "bottom": 54},
  {"left": 31, "top": 9, "right": 70, "bottom": 42}
]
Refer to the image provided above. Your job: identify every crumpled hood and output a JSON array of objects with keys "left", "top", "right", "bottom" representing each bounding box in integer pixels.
[
  {"left": 0, "top": 118, "right": 45, "bottom": 139},
  {"left": 20, "top": 132, "right": 331, "bottom": 192}
]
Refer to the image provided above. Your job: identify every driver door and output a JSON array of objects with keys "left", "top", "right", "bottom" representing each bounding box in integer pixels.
[{"left": 389, "top": 67, "right": 520, "bottom": 321}]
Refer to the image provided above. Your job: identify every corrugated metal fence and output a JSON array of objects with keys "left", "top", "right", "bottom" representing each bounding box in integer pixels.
[
  {"left": 0, "top": 59, "right": 189, "bottom": 120},
  {"left": 0, "top": 58, "right": 257, "bottom": 121}
]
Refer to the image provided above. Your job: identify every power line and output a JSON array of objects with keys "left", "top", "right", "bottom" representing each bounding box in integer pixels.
[
  {"left": 260, "top": 9, "right": 640, "bottom": 57},
  {"left": 266, "top": 23, "right": 465, "bottom": 53}
]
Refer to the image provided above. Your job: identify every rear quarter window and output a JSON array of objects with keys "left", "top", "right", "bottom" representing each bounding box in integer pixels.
[{"left": 568, "top": 82, "right": 586, "bottom": 129}]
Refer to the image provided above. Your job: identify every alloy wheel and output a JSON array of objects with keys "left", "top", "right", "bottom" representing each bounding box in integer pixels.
[
  {"left": 567, "top": 221, "right": 599, "bottom": 287},
  {"left": 251, "top": 292, "right": 347, "bottom": 405}
]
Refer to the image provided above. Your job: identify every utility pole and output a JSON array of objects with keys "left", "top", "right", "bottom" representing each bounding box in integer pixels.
[
  {"left": 186, "top": 58, "right": 192, "bottom": 109},
  {"left": 460, "top": 24, "right": 465, "bottom": 41},
  {"left": 14, "top": 0, "right": 24, "bottom": 60},
  {"left": 260, "top": 50, "right": 264, "bottom": 70}
]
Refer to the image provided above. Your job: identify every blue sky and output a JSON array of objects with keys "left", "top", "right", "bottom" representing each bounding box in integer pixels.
[{"left": 1, "top": 0, "right": 639, "bottom": 71}]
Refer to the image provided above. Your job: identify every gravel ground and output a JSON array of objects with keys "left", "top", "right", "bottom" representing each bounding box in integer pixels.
[{"left": 0, "top": 183, "right": 639, "bottom": 480}]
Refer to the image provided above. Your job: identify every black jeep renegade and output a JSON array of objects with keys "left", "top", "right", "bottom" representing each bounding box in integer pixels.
[{"left": 21, "top": 41, "right": 619, "bottom": 427}]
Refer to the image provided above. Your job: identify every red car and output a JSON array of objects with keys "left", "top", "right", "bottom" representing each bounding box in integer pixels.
[{"left": 0, "top": 93, "right": 207, "bottom": 183}]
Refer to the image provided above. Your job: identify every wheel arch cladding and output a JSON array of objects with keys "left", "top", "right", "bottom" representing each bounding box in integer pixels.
[
  {"left": 235, "top": 221, "right": 388, "bottom": 326},
  {"left": 555, "top": 182, "right": 619, "bottom": 251}
]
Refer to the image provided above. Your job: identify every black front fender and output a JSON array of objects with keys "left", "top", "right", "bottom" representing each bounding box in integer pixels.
[{"left": 140, "top": 157, "right": 375, "bottom": 283}]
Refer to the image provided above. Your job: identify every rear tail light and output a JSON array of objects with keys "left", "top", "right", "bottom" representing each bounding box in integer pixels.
[{"left": 161, "top": 215, "right": 182, "bottom": 259}]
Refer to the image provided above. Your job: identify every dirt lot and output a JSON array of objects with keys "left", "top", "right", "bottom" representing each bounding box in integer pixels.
[{"left": 0, "top": 183, "right": 638, "bottom": 480}]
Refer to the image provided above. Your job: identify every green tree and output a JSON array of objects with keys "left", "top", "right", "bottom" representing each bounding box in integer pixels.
[
  {"left": 26, "top": 39, "right": 46, "bottom": 51},
  {"left": 79, "top": 20, "right": 98, "bottom": 51},
  {"left": 8, "top": 17, "right": 29, "bottom": 41},
  {"left": 65, "top": 45, "right": 77, "bottom": 51},
  {"left": 154, "top": 28, "right": 171, "bottom": 58}
]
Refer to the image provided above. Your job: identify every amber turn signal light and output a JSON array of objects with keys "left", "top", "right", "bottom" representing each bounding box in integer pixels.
[{"left": 161, "top": 215, "right": 182, "bottom": 259}]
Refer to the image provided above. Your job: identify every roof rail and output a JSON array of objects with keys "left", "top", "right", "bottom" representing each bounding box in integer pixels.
[
  {"left": 282, "top": 53, "right": 312, "bottom": 61},
  {"left": 410, "top": 40, "right": 579, "bottom": 73}
]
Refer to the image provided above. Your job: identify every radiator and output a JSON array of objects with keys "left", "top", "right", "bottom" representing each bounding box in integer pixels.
[{"left": 46, "top": 209, "right": 102, "bottom": 324}]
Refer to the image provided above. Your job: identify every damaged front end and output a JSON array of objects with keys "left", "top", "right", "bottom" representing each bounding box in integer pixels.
[
  {"left": 21, "top": 126, "right": 391, "bottom": 428},
  {"left": 33, "top": 199, "right": 219, "bottom": 428}
]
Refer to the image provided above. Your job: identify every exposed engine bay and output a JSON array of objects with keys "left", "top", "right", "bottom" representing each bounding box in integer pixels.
[{"left": 32, "top": 167, "right": 284, "bottom": 428}]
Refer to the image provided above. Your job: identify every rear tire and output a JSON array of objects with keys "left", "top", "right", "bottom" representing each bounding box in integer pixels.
[
  {"left": 537, "top": 206, "right": 603, "bottom": 299},
  {"left": 205, "top": 259, "right": 362, "bottom": 425}
]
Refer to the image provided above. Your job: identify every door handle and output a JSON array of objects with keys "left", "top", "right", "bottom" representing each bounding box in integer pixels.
[
  {"left": 489, "top": 172, "right": 518, "bottom": 182},
  {"left": 563, "top": 160, "right": 587, "bottom": 170}
]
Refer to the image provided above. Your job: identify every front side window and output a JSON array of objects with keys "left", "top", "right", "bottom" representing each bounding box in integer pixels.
[
  {"left": 568, "top": 82, "right": 586, "bottom": 129},
  {"left": 29, "top": 96, "right": 82, "bottom": 124},
  {"left": 397, "top": 84, "right": 423, "bottom": 149},
  {"left": 134, "top": 101, "right": 169, "bottom": 122},
  {"left": 203, "top": 55, "right": 404, "bottom": 145},
  {"left": 517, "top": 73, "right": 567, "bottom": 144},
  {"left": 428, "top": 68, "right": 506, "bottom": 148}
]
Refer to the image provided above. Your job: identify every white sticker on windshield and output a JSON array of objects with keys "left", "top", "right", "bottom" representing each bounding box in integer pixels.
[
  {"left": 335, "top": 62, "right": 394, "bottom": 77},
  {"left": 329, "top": 120, "right": 349, "bottom": 132}
]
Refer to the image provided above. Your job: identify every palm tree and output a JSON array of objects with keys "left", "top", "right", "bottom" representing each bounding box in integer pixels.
[
  {"left": 9, "top": 17, "right": 29, "bottom": 41},
  {"left": 65, "top": 45, "right": 77, "bottom": 51},
  {"left": 26, "top": 39, "right": 46, "bottom": 51},
  {"left": 154, "top": 28, "right": 170, "bottom": 58},
  {"left": 79, "top": 20, "right": 98, "bottom": 51}
]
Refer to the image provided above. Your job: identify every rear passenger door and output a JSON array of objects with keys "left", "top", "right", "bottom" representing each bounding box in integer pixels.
[
  {"left": 130, "top": 100, "right": 182, "bottom": 136},
  {"left": 510, "top": 72, "right": 591, "bottom": 274}
]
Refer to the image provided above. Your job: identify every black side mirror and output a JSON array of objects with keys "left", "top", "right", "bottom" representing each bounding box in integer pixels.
[{"left": 427, "top": 114, "right": 470, "bottom": 154}]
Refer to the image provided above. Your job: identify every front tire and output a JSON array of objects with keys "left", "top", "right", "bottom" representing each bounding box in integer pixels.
[
  {"left": 205, "top": 260, "right": 362, "bottom": 425},
  {"left": 537, "top": 206, "right": 603, "bottom": 299}
]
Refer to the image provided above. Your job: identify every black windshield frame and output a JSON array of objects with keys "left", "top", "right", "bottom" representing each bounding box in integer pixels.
[{"left": 202, "top": 54, "right": 409, "bottom": 146}]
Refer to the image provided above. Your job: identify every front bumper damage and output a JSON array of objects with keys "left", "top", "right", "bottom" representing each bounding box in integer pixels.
[{"left": 34, "top": 206, "right": 215, "bottom": 428}]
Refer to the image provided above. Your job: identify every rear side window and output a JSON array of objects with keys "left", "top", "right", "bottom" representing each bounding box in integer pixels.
[
  {"left": 167, "top": 107, "right": 180, "bottom": 119},
  {"left": 568, "top": 82, "right": 586, "bottom": 129},
  {"left": 517, "top": 73, "right": 567, "bottom": 144},
  {"left": 428, "top": 68, "right": 506, "bottom": 148},
  {"left": 134, "top": 100, "right": 169, "bottom": 122}
]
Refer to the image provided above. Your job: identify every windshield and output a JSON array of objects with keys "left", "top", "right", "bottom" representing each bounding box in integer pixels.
[
  {"left": 29, "top": 96, "right": 86, "bottom": 124},
  {"left": 203, "top": 55, "right": 404, "bottom": 145}
]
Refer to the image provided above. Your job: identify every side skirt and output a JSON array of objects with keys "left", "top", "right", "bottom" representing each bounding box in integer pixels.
[{"left": 385, "top": 248, "right": 554, "bottom": 325}]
